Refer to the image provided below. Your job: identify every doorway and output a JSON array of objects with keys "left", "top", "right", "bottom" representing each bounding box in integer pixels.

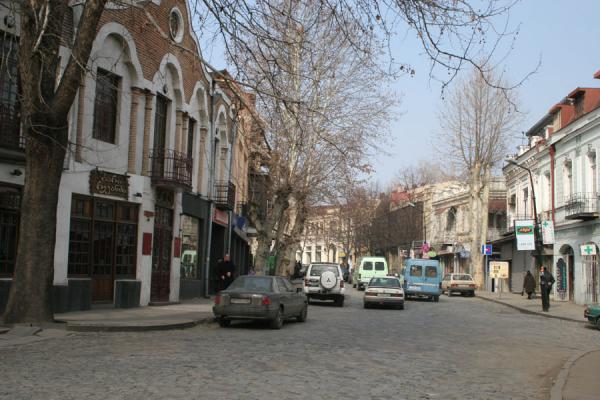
[
  {"left": 151, "top": 205, "right": 173, "bottom": 302},
  {"left": 560, "top": 245, "right": 575, "bottom": 302}
]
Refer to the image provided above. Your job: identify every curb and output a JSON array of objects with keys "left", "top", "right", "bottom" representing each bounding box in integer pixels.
[
  {"left": 550, "top": 349, "right": 600, "bottom": 400},
  {"left": 60, "top": 315, "right": 215, "bottom": 333},
  {"left": 477, "top": 296, "right": 585, "bottom": 324}
]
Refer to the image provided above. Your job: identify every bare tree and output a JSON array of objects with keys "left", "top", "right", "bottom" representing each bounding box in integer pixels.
[
  {"left": 393, "top": 159, "right": 460, "bottom": 189},
  {"left": 437, "top": 68, "right": 520, "bottom": 287}
]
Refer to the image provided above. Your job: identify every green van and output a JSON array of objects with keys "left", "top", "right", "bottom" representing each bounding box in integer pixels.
[{"left": 352, "top": 257, "right": 389, "bottom": 291}]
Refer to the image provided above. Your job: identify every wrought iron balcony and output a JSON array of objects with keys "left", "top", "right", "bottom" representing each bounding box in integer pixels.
[
  {"left": 213, "top": 180, "right": 236, "bottom": 210},
  {"left": 149, "top": 149, "right": 192, "bottom": 190},
  {"left": 565, "top": 192, "right": 599, "bottom": 220}
]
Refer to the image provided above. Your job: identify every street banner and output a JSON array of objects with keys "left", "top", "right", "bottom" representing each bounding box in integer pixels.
[
  {"left": 489, "top": 261, "right": 509, "bottom": 279},
  {"left": 541, "top": 220, "right": 554, "bottom": 245},
  {"left": 515, "top": 219, "right": 536, "bottom": 251}
]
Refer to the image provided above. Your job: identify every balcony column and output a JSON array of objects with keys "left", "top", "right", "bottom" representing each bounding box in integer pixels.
[
  {"left": 181, "top": 112, "right": 189, "bottom": 156},
  {"left": 75, "top": 72, "right": 86, "bottom": 162},
  {"left": 175, "top": 110, "right": 183, "bottom": 153},
  {"left": 141, "top": 90, "right": 155, "bottom": 176},
  {"left": 197, "top": 127, "right": 207, "bottom": 194},
  {"left": 127, "top": 87, "right": 143, "bottom": 174}
]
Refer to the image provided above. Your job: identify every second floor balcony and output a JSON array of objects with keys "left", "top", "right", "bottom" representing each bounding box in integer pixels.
[
  {"left": 149, "top": 149, "right": 192, "bottom": 191},
  {"left": 565, "top": 192, "right": 599, "bottom": 220},
  {"left": 214, "top": 180, "right": 236, "bottom": 210}
]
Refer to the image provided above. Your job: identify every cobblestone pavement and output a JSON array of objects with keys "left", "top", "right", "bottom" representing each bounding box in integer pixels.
[{"left": 2, "top": 288, "right": 600, "bottom": 400}]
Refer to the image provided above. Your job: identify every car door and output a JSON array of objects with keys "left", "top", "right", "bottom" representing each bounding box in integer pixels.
[
  {"left": 282, "top": 277, "right": 303, "bottom": 312},
  {"left": 276, "top": 277, "right": 295, "bottom": 316},
  {"left": 442, "top": 274, "right": 450, "bottom": 291}
]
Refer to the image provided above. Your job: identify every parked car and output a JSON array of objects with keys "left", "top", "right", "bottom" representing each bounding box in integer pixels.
[
  {"left": 441, "top": 273, "right": 477, "bottom": 297},
  {"left": 402, "top": 259, "right": 442, "bottom": 302},
  {"left": 303, "top": 263, "right": 345, "bottom": 306},
  {"left": 363, "top": 276, "right": 405, "bottom": 309},
  {"left": 213, "top": 275, "right": 308, "bottom": 329},
  {"left": 584, "top": 303, "right": 600, "bottom": 329},
  {"left": 340, "top": 265, "right": 349, "bottom": 282},
  {"left": 352, "top": 256, "right": 389, "bottom": 291}
]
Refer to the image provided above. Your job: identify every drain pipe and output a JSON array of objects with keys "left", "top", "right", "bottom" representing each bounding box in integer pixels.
[{"left": 204, "top": 78, "right": 217, "bottom": 298}]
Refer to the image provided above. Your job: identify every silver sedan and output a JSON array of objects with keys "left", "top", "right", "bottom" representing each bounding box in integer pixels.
[{"left": 363, "top": 276, "right": 405, "bottom": 309}]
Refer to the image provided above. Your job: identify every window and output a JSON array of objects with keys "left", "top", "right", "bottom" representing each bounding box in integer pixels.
[
  {"left": 589, "top": 152, "right": 597, "bottom": 194},
  {"left": 153, "top": 94, "right": 169, "bottom": 152},
  {"left": 0, "top": 186, "right": 20, "bottom": 276},
  {"left": 362, "top": 261, "right": 373, "bottom": 271},
  {"left": 276, "top": 277, "right": 293, "bottom": 292},
  {"left": 68, "top": 195, "right": 138, "bottom": 278},
  {"left": 187, "top": 118, "right": 195, "bottom": 160},
  {"left": 374, "top": 262, "right": 385, "bottom": 271},
  {"left": 180, "top": 215, "right": 199, "bottom": 279},
  {"left": 315, "top": 245, "right": 322, "bottom": 262},
  {"left": 446, "top": 207, "right": 456, "bottom": 231},
  {"left": 522, "top": 187, "right": 529, "bottom": 217},
  {"left": 368, "top": 278, "right": 400, "bottom": 288},
  {"left": 0, "top": 32, "right": 20, "bottom": 149},
  {"left": 425, "top": 266, "right": 438, "bottom": 278},
  {"left": 92, "top": 69, "right": 120, "bottom": 143},
  {"left": 309, "top": 264, "right": 339, "bottom": 276},
  {"left": 169, "top": 8, "right": 184, "bottom": 43},
  {"left": 564, "top": 161, "right": 573, "bottom": 201},
  {"left": 410, "top": 265, "right": 422, "bottom": 277}
]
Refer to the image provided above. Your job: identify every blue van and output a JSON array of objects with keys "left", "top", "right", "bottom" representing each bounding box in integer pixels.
[{"left": 402, "top": 259, "right": 442, "bottom": 302}]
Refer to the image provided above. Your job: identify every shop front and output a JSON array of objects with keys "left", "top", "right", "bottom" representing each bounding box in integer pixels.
[{"left": 180, "top": 192, "right": 209, "bottom": 298}]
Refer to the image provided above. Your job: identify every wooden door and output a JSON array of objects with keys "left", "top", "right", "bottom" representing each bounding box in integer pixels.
[
  {"left": 151, "top": 206, "right": 173, "bottom": 302},
  {"left": 92, "top": 201, "right": 115, "bottom": 302}
]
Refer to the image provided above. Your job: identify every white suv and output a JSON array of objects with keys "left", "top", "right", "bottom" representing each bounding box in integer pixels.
[{"left": 303, "top": 263, "right": 345, "bottom": 307}]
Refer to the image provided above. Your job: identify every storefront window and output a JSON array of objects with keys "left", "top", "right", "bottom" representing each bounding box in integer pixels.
[
  {"left": 180, "top": 215, "right": 199, "bottom": 279},
  {"left": 0, "top": 186, "right": 20, "bottom": 276}
]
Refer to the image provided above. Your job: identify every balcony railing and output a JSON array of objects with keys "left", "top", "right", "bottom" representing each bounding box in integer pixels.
[
  {"left": 565, "top": 192, "right": 599, "bottom": 220},
  {"left": 214, "top": 180, "right": 236, "bottom": 210},
  {"left": 149, "top": 149, "right": 192, "bottom": 190}
]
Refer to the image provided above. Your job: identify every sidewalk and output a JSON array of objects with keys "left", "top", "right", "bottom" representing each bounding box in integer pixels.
[
  {"left": 551, "top": 350, "right": 600, "bottom": 400},
  {"left": 477, "top": 291, "right": 586, "bottom": 323},
  {"left": 54, "top": 298, "right": 215, "bottom": 332}
]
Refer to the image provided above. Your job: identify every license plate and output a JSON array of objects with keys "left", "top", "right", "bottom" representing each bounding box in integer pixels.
[
  {"left": 230, "top": 298, "right": 250, "bottom": 304},
  {"left": 378, "top": 293, "right": 391, "bottom": 297},
  {"left": 408, "top": 286, "right": 421, "bottom": 291}
]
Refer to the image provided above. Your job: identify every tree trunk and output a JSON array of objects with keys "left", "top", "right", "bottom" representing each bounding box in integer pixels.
[
  {"left": 468, "top": 164, "right": 491, "bottom": 289},
  {"left": 3, "top": 129, "right": 66, "bottom": 324}
]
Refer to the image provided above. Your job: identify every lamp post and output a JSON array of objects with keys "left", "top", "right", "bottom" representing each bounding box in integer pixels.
[{"left": 506, "top": 159, "right": 542, "bottom": 263}]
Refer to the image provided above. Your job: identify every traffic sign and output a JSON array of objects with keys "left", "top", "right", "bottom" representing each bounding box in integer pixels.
[
  {"left": 481, "top": 244, "right": 492, "bottom": 255},
  {"left": 489, "top": 261, "right": 509, "bottom": 279}
]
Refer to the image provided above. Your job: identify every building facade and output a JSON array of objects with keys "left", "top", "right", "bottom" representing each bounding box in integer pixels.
[{"left": 0, "top": 0, "right": 258, "bottom": 311}]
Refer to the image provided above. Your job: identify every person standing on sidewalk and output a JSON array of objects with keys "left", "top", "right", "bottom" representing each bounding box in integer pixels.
[
  {"left": 540, "top": 266, "right": 555, "bottom": 312},
  {"left": 522, "top": 271, "right": 536, "bottom": 299}
]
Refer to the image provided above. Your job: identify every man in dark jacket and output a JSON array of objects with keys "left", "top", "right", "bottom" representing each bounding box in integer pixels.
[
  {"left": 217, "top": 254, "right": 236, "bottom": 291},
  {"left": 540, "top": 266, "right": 555, "bottom": 312},
  {"left": 522, "top": 271, "right": 536, "bottom": 299}
]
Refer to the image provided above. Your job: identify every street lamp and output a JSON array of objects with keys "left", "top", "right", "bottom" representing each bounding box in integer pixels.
[{"left": 506, "top": 159, "right": 542, "bottom": 261}]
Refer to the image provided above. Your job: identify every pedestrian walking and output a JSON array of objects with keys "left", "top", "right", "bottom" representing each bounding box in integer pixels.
[
  {"left": 522, "top": 271, "right": 536, "bottom": 299},
  {"left": 217, "top": 254, "right": 236, "bottom": 291},
  {"left": 539, "top": 266, "right": 555, "bottom": 312}
]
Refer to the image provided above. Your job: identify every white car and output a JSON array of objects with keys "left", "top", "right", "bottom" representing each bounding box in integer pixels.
[
  {"left": 363, "top": 276, "right": 404, "bottom": 309},
  {"left": 441, "top": 273, "right": 477, "bottom": 297},
  {"left": 303, "top": 263, "right": 345, "bottom": 307}
]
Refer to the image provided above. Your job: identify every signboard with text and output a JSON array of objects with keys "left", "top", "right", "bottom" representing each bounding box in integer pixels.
[
  {"left": 541, "top": 220, "right": 555, "bottom": 245},
  {"left": 489, "top": 261, "right": 509, "bottom": 279},
  {"left": 515, "top": 219, "right": 536, "bottom": 251}
]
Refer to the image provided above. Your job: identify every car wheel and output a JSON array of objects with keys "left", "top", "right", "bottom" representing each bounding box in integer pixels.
[
  {"left": 434, "top": 296, "right": 439, "bottom": 302},
  {"left": 470, "top": 291, "right": 476, "bottom": 297},
  {"left": 270, "top": 308, "right": 284, "bottom": 329},
  {"left": 336, "top": 296, "right": 344, "bottom": 307},
  {"left": 218, "top": 318, "right": 230, "bottom": 328},
  {"left": 363, "top": 302, "right": 369, "bottom": 309},
  {"left": 297, "top": 304, "right": 308, "bottom": 322},
  {"left": 446, "top": 290, "right": 451, "bottom": 297}
]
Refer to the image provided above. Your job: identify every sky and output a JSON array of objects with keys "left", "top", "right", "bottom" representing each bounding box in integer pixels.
[{"left": 198, "top": 1, "right": 600, "bottom": 187}]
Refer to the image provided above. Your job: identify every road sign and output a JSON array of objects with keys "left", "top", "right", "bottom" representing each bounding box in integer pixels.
[
  {"left": 581, "top": 244, "right": 597, "bottom": 256},
  {"left": 481, "top": 244, "right": 492, "bottom": 255},
  {"left": 489, "top": 261, "right": 509, "bottom": 279}
]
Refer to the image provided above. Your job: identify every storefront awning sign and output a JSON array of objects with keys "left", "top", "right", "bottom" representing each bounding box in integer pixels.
[{"left": 515, "top": 219, "right": 535, "bottom": 251}]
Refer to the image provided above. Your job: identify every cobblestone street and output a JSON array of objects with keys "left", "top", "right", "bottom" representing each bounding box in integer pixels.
[{"left": 2, "top": 289, "right": 600, "bottom": 400}]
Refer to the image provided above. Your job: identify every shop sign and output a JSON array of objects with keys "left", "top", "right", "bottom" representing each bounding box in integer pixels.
[
  {"left": 213, "top": 208, "right": 229, "bottom": 226},
  {"left": 90, "top": 169, "right": 129, "bottom": 199},
  {"left": 581, "top": 244, "right": 597, "bottom": 256},
  {"left": 427, "top": 250, "right": 437, "bottom": 258},
  {"left": 489, "top": 261, "right": 509, "bottom": 279},
  {"left": 515, "top": 220, "right": 535, "bottom": 251},
  {"left": 556, "top": 258, "right": 567, "bottom": 293},
  {"left": 541, "top": 220, "right": 555, "bottom": 245}
]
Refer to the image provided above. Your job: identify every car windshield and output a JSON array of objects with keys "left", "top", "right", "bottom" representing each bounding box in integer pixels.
[
  {"left": 310, "top": 264, "right": 339, "bottom": 276},
  {"left": 453, "top": 274, "right": 473, "bottom": 281},
  {"left": 375, "top": 262, "right": 385, "bottom": 271},
  {"left": 227, "top": 276, "right": 273, "bottom": 292},
  {"left": 368, "top": 278, "right": 400, "bottom": 288}
]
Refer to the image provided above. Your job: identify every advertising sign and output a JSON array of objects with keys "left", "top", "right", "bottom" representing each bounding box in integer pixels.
[
  {"left": 489, "top": 261, "right": 509, "bottom": 279},
  {"left": 581, "top": 244, "right": 597, "bottom": 256},
  {"left": 541, "top": 220, "right": 555, "bottom": 245},
  {"left": 515, "top": 220, "right": 536, "bottom": 251},
  {"left": 556, "top": 258, "right": 567, "bottom": 293}
]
